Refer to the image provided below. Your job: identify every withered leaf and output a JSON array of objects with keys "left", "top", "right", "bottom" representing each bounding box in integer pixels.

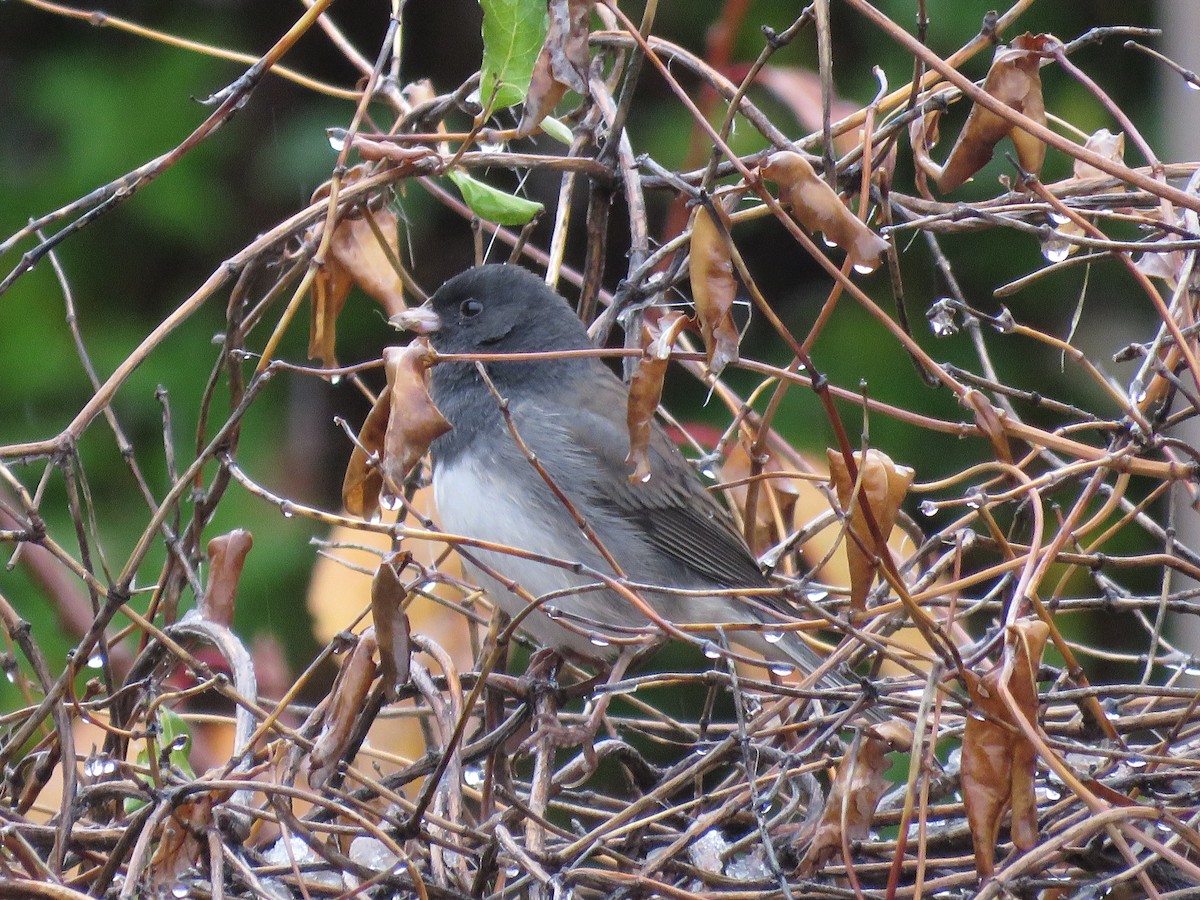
[
  {"left": 342, "top": 385, "right": 392, "bottom": 520},
  {"left": 372, "top": 552, "right": 412, "bottom": 700},
  {"left": 625, "top": 312, "right": 687, "bottom": 484},
  {"left": 760, "top": 151, "right": 888, "bottom": 273},
  {"left": 689, "top": 199, "right": 740, "bottom": 375},
  {"left": 1073, "top": 128, "right": 1125, "bottom": 182},
  {"left": 308, "top": 629, "right": 379, "bottom": 790},
  {"left": 201, "top": 530, "right": 253, "bottom": 627},
  {"left": 381, "top": 342, "right": 452, "bottom": 491},
  {"left": 938, "top": 33, "right": 1053, "bottom": 192},
  {"left": 308, "top": 168, "right": 408, "bottom": 367},
  {"left": 961, "top": 619, "right": 1050, "bottom": 878},
  {"left": 826, "top": 448, "right": 915, "bottom": 611},
  {"left": 148, "top": 794, "right": 214, "bottom": 889},
  {"left": 798, "top": 720, "right": 913, "bottom": 875},
  {"left": 518, "top": 0, "right": 592, "bottom": 136},
  {"left": 722, "top": 436, "right": 805, "bottom": 556}
]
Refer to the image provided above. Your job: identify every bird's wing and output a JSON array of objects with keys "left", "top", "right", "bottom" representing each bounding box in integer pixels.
[{"left": 513, "top": 370, "right": 768, "bottom": 590}]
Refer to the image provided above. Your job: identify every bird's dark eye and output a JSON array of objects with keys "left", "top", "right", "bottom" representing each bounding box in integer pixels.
[{"left": 460, "top": 298, "right": 483, "bottom": 317}]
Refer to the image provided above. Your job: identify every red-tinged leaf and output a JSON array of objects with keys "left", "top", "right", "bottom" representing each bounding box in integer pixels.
[
  {"left": 938, "top": 34, "right": 1053, "bottom": 192},
  {"left": 752, "top": 66, "right": 861, "bottom": 157},
  {"left": 380, "top": 341, "right": 452, "bottom": 491},
  {"left": 518, "top": 0, "right": 591, "bottom": 136},
  {"left": 826, "top": 449, "right": 915, "bottom": 611},
  {"left": 797, "top": 720, "right": 913, "bottom": 875},
  {"left": 760, "top": 151, "right": 888, "bottom": 273},
  {"left": 625, "top": 312, "right": 687, "bottom": 483},
  {"left": 308, "top": 629, "right": 379, "bottom": 790},
  {"left": 200, "top": 530, "right": 253, "bottom": 627},
  {"left": 372, "top": 552, "right": 412, "bottom": 700},
  {"left": 689, "top": 200, "right": 740, "bottom": 375},
  {"left": 961, "top": 619, "right": 1050, "bottom": 878},
  {"left": 342, "top": 385, "right": 392, "bottom": 520}
]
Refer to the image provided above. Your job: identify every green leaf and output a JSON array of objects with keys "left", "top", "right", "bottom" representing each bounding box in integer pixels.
[
  {"left": 479, "top": 0, "right": 548, "bottom": 109},
  {"left": 448, "top": 170, "right": 544, "bottom": 225},
  {"left": 124, "top": 707, "right": 195, "bottom": 814},
  {"left": 539, "top": 115, "right": 575, "bottom": 145}
]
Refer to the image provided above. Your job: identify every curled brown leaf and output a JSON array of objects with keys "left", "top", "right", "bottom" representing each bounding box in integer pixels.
[
  {"left": 372, "top": 552, "right": 412, "bottom": 700},
  {"left": 826, "top": 448, "right": 915, "bottom": 610},
  {"left": 689, "top": 199, "right": 740, "bottom": 375},
  {"left": 961, "top": 619, "right": 1050, "bottom": 878},
  {"left": 381, "top": 341, "right": 452, "bottom": 492},
  {"left": 625, "top": 312, "right": 687, "bottom": 484},
  {"left": 342, "top": 385, "right": 392, "bottom": 520},
  {"left": 938, "top": 34, "right": 1054, "bottom": 192},
  {"left": 200, "top": 530, "right": 253, "bottom": 627},
  {"left": 308, "top": 629, "right": 379, "bottom": 790},
  {"left": 518, "top": 0, "right": 592, "bottom": 136},
  {"left": 760, "top": 150, "right": 888, "bottom": 273},
  {"left": 798, "top": 720, "right": 913, "bottom": 875}
]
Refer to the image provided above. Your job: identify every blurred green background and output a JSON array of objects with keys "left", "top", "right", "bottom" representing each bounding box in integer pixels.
[{"left": 0, "top": 0, "right": 1178, "bottom": 703}]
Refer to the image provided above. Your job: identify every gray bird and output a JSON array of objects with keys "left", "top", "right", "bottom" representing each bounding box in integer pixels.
[{"left": 394, "top": 264, "right": 856, "bottom": 692}]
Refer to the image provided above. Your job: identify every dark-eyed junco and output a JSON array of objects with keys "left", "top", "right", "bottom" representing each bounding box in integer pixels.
[{"left": 394, "top": 264, "right": 850, "bottom": 689}]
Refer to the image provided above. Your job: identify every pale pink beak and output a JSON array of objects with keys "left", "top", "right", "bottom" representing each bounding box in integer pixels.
[{"left": 390, "top": 306, "right": 442, "bottom": 334}]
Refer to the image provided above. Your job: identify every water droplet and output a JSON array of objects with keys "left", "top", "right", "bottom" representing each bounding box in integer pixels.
[
  {"left": 694, "top": 745, "right": 708, "bottom": 757},
  {"left": 327, "top": 130, "right": 346, "bottom": 152},
  {"left": 1048, "top": 212, "right": 1071, "bottom": 225},
  {"left": 852, "top": 262, "right": 874, "bottom": 275},
  {"left": 758, "top": 798, "right": 773, "bottom": 814},
  {"left": 172, "top": 883, "right": 189, "bottom": 899},
  {"left": 702, "top": 642, "right": 721, "bottom": 659},
  {"left": 504, "top": 864, "right": 521, "bottom": 879},
  {"left": 380, "top": 493, "right": 401, "bottom": 512},
  {"left": 329, "top": 374, "right": 343, "bottom": 386},
  {"left": 1129, "top": 379, "right": 1147, "bottom": 405},
  {"left": 822, "top": 235, "right": 838, "bottom": 249},
  {"left": 1042, "top": 786, "right": 1061, "bottom": 801},
  {"left": 281, "top": 506, "right": 294, "bottom": 519},
  {"left": 589, "top": 635, "right": 610, "bottom": 648},
  {"left": 638, "top": 471, "right": 652, "bottom": 484},
  {"left": 805, "top": 589, "right": 828, "bottom": 602},
  {"left": 1126, "top": 757, "right": 1148, "bottom": 769},
  {"left": 543, "top": 605, "right": 561, "bottom": 620},
  {"left": 769, "top": 662, "right": 793, "bottom": 676},
  {"left": 1041, "top": 236, "right": 1071, "bottom": 264},
  {"left": 463, "top": 763, "right": 485, "bottom": 787},
  {"left": 919, "top": 499, "right": 938, "bottom": 517},
  {"left": 103, "top": 758, "right": 117, "bottom": 774},
  {"left": 84, "top": 758, "right": 107, "bottom": 779},
  {"left": 927, "top": 299, "right": 958, "bottom": 336},
  {"left": 4, "top": 670, "right": 14, "bottom": 683},
  {"left": 763, "top": 630, "right": 783, "bottom": 644},
  {"left": 1187, "top": 80, "right": 1200, "bottom": 92},
  {"left": 87, "top": 653, "right": 105, "bottom": 669}
]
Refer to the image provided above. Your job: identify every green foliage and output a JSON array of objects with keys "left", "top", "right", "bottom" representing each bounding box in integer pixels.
[
  {"left": 479, "top": 0, "right": 547, "bottom": 109},
  {"left": 447, "top": 169, "right": 544, "bottom": 225}
]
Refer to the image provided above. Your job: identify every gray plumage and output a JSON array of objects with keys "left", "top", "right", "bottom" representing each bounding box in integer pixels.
[{"left": 407, "top": 264, "right": 843, "bottom": 683}]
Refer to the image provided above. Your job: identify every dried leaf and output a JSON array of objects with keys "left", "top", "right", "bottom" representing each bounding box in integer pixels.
[
  {"left": 308, "top": 167, "right": 408, "bottom": 365},
  {"left": 798, "top": 720, "right": 912, "bottom": 875},
  {"left": 961, "top": 619, "right": 1050, "bottom": 878},
  {"left": 372, "top": 552, "right": 412, "bottom": 700},
  {"left": 201, "top": 529, "right": 253, "bottom": 627},
  {"left": 689, "top": 199, "right": 740, "bottom": 375},
  {"left": 624, "top": 312, "right": 687, "bottom": 484},
  {"left": 939, "top": 34, "right": 1053, "bottom": 192},
  {"left": 826, "top": 449, "right": 915, "bottom": 610},
  {"left": 963, "top": 389, "right": 1012, "bottom": 463},
  {"left": 722, "top": 436, "right": 804, "bottom": 556},
  {"left": 148, "top": 794, "right": 214, "bottom": 889},
  {"left": 380, "top": 341, "right": 453, "bottom": 491},
  {"left": 760, "top": 151, "right": 888, "bottom": 273},
  {"left": 518, "top": 0, "right": 591, "bottom": 136},
  {"left": 329, "top": 205, "right": 406, "bottom": 317},
  {"left": 1073, "top": 128, "right": 1125, "bottom": 181},
  {"left": 308, "top": 629, "right": 379, "bottom": 790},
  {"left": 342, "top": 385, "right": 392, "bottom": 519}
]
